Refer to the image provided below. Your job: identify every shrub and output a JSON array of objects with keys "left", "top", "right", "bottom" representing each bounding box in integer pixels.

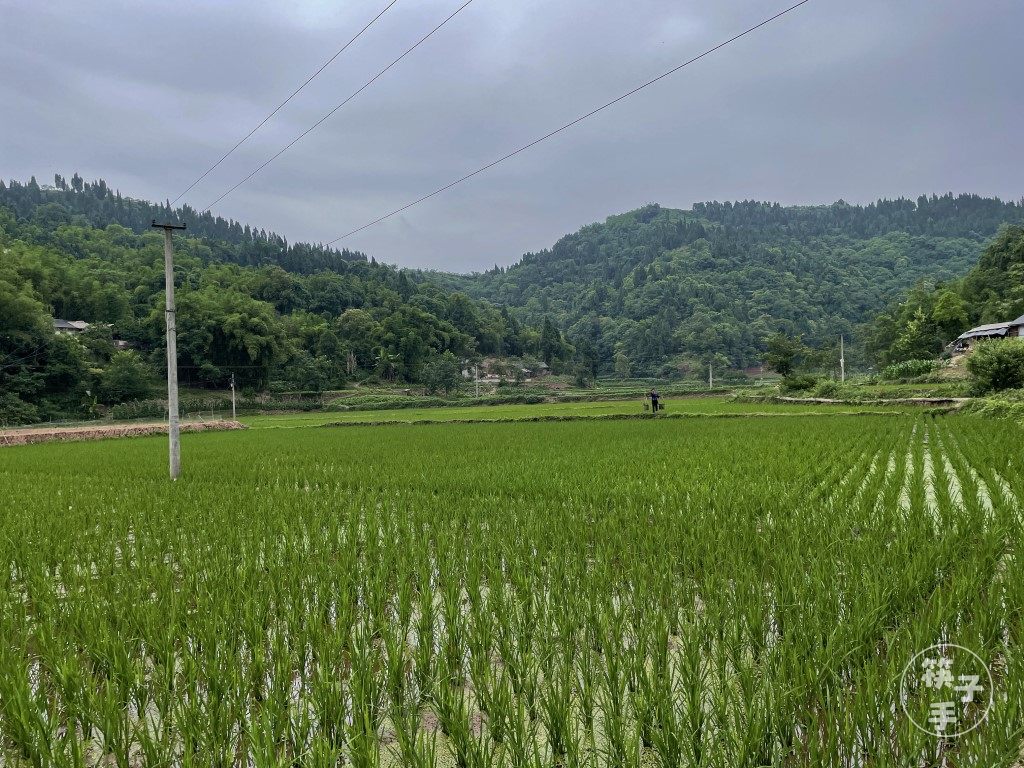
[
  {"left": 180, "top": 397, "right": 233, "bottom": 415},
  {"left": 239, "top": 397, "right": 324, "bottom": 413},
  {"left": 812, "top": 380, "right": 841, "bottom": 398},
  {"left": 960, "top": 394, "right": 1024, "bottom": 421},
  {"left": 881, "top": 359, "right": 937, "bottom": 381},
  {"left": 110, "top": 400, "right": 165, "bottom": 420},
  {"left": 0, "top": 392, "right": 40, "bottom": 427},
  {"left": 779, "top": 374, "right": 819, "bottom": 393},
  {"left": 965, "top": 339, "right": 1024, "bottom": 393}
]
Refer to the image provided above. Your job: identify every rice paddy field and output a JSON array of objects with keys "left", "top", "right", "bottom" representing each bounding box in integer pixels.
[
  {"left": 242, "top": 396, "right": 910, "bottom": 429},
  {"left": 0, "top": 410, "right": 1021, "bottom": 766}
]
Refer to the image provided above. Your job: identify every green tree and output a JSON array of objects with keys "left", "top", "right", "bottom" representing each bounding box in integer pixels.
[
  {"left": 572, "top": 361, "right": 593, "bottom": 388},
  {"left": 888, "top": 307, "right": 941, "bottom": 363},
  {"left": 931, "top": 290, "right": 969, "bottom": 339},
  {"left": 613, "top": 351, "right": 631, "bottom": 379},
  {"left": 374, "top": 348, "right": 400, "bottom": 382},
  {"left": 421, "top": 351, "right": 463, "bottom": 395},
  {"left": 573, "top": 336, "right": 600, "bottom": 380},
  {"left": 98, "top": 350, "right": 153, "bottom": 404},
  {"left": 171, "top": 288, "right": 287, "bottom": 388},
  {"left": 0, "top": 277, "right": 51, "bottom": 423},
  {"left": 286, "top": 352, "right": 335, "bottom": 394},
  {"left": 762, "top": 333, "right": 804, "bottom": 376},
  {"left": 540, "top": 317, "right": 562, "bottom": 365},
  {"left": 336, "top": 310, "right": 382, "bottom": 371}
]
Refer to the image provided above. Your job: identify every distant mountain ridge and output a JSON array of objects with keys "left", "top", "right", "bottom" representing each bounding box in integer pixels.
[
  {"left": 5, "top": 174, "right": 1022, "bottom": 379},
  {"left": 442, "top": 195, "right": 1024, "bottom": 373}
]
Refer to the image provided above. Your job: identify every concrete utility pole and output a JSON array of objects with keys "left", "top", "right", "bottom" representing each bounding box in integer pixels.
[
  {"left": 840, "top": 335, "right": 846, "bottom": 383},
  {"left": 152, "top": 220, "right": 186, "bottom": 480},
  {"left": 709, "top": 363, "right": 713, "bottom": 390},
  {"left": 475, "top": 365, "right": 480, "bottom": 398},
  {"left": 230, "top": 372, "right": 237, "bottom": 420}
]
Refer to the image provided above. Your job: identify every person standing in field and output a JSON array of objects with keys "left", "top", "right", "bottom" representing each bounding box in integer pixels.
[{"left": 649, "top": 389, "right": 660, "bottom": 413}]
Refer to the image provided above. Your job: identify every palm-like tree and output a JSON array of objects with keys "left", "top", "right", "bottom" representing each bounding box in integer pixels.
[{"left": 374, "top": 348, "right": 399, "bottom": 382}]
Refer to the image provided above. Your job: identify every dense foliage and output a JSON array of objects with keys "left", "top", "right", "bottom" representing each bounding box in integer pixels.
[
  {"left": 0, "top": 174, "right": 366, "bottom": 273},
  {"left": 0, "top": 177, "right": 570, "bottom": 424},
  {"left": 880, "top": 359, "right": 938, "bottom": 381},
  {"left": 438, "top": 196, "right": 1024, "bottom": 375},
  {"left": 965, "top": 339, "right": 1024, "bottom": 393},
  {"left": 0, "top": 414, "right": 1019, "bottom": 764},
  {"left": 866, "top": 225, "right": 1024, "bottom": 364}
]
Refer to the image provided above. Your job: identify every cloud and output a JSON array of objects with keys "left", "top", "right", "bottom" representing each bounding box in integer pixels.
[{"left": 2, "top": 0, "right": 1021, "bottom": 272}]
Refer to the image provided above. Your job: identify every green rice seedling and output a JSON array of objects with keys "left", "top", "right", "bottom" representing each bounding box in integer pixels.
[
  {"left": 504, "top": 698, "right": 546, "bottom": 768},
  {"left": 438, "top": 552, "right": 468, "bottom": 688},
  {"left": 346, "top": 625, "right": 385, "bottom": 768},
  {"left": 469, "top": 726, "right": 499, "bottom": 768},
  {"left": 396, "top": 568, "right": 415, "bottom": 636},
  {"left": 390, "top": 700, "right": 438, "bottom": 768},
  {"left": 0, "top": 648, "right": 55, "bottom": 767},
  {"left": 247, "top": 706, "right": 286, "bottom": 767},
  {"left": 432, "top": 683, "right": 479, "bottom": 768},
  {"left": 573, "top": 641, "right": 597, "bottom": 737},
  {"left": 468, "top": 646, "right": 497, "bottom": 733},
  {"left": 482, "top": 667, "right": 514, "bottom": 744},
  {"left": 599, "top": 648, "right": 639, "bottom": 768},
  {"left": 413, "top": 577, "right": 438, "bottom": 701},
  {"left": 538, "top": 651, "right": 575, "bottom": 760},
  {"left": 308, "top": 631, "right": 349, "bottom": 749},
  {"left": 648, "top": 666, "right": 684, "bottom": 768},
  {"left": 496, "top": 590, "right": 542, "bottom": 721},
  {"left": 304, "top": 735, "right": 344, "bottom": 768},
  {"left": 599, "top": 686, "right": 640, "bottom": 768},
  {"left": 135, "top": 710, "right": 175, "bottom": 768},
  {"left": 383, "top": 617, "right": 412, "bottom": 709},
  {"left": 96, "top": 680, "right": 134, "bottom": 767}
]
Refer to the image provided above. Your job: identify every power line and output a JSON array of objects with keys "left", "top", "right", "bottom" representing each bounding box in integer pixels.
[
  {"left": 202, "top": 0, "right": 476, "bottom": 213},
  {"left": 170, "top": 0, "right": 400, "bottom": 207},
  {"left": 0, "top": 343, "right": 48, "bottom": 370},
  {"left": 326, "top": 0, "right": 811, "bottom": 246}
]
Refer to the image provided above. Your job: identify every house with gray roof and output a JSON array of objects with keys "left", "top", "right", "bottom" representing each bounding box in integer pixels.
[
  {"left": 53, "top": 319, "right": 90, "bottom": 334},
  {"left": 952, "top": 314, "right": 1024, "bottom": 352}
]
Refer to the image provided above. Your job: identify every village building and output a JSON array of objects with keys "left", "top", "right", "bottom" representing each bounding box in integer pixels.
[
  {"left": 52, "top": 319, "right": 133, "bottom": 349},
  {"left": 952, "top": 313, "right": 1024, "bottom": 352},
  {"left": 53, "top": 319, "right": 90, "bottom": 334}
]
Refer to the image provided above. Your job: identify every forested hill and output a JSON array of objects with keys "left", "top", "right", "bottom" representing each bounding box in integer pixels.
[
  {"left": 866, "top": 224, "right": 1024, "bottom": 365},
  {"left": 0, "top": 174, "right": 365, "bottom": 273},
  {"left": 444, "top": 195, "right": 1024, "bottom": 374},
  {"left": 0, "top": 176, "right": 568, "bottom": 424}
]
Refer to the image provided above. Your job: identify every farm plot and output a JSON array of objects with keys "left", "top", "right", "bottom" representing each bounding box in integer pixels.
[
  {"left": 242, "top": 396, "right": 913, "bottom": 429},
  {"left": 0, "top": 415, "right": 1021, "bottom": 766}
]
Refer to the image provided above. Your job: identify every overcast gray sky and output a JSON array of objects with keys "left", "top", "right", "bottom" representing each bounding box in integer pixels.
[{"left": 2, "top": 0, "right": 1021, "bottom": 272}]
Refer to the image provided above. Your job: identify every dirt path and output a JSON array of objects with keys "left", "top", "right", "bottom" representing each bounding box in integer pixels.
[{"left": 0, "top": 420, "right": 246, "bottom": 446}]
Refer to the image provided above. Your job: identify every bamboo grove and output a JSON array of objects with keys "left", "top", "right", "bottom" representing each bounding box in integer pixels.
[{"left": 0, "top": 414, "right": 1021, "bottom": 766}]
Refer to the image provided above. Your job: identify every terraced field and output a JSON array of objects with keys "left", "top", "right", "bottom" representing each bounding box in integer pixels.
[{"left": 0, "top": 413, "right": 1020, "bottom": 766}]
